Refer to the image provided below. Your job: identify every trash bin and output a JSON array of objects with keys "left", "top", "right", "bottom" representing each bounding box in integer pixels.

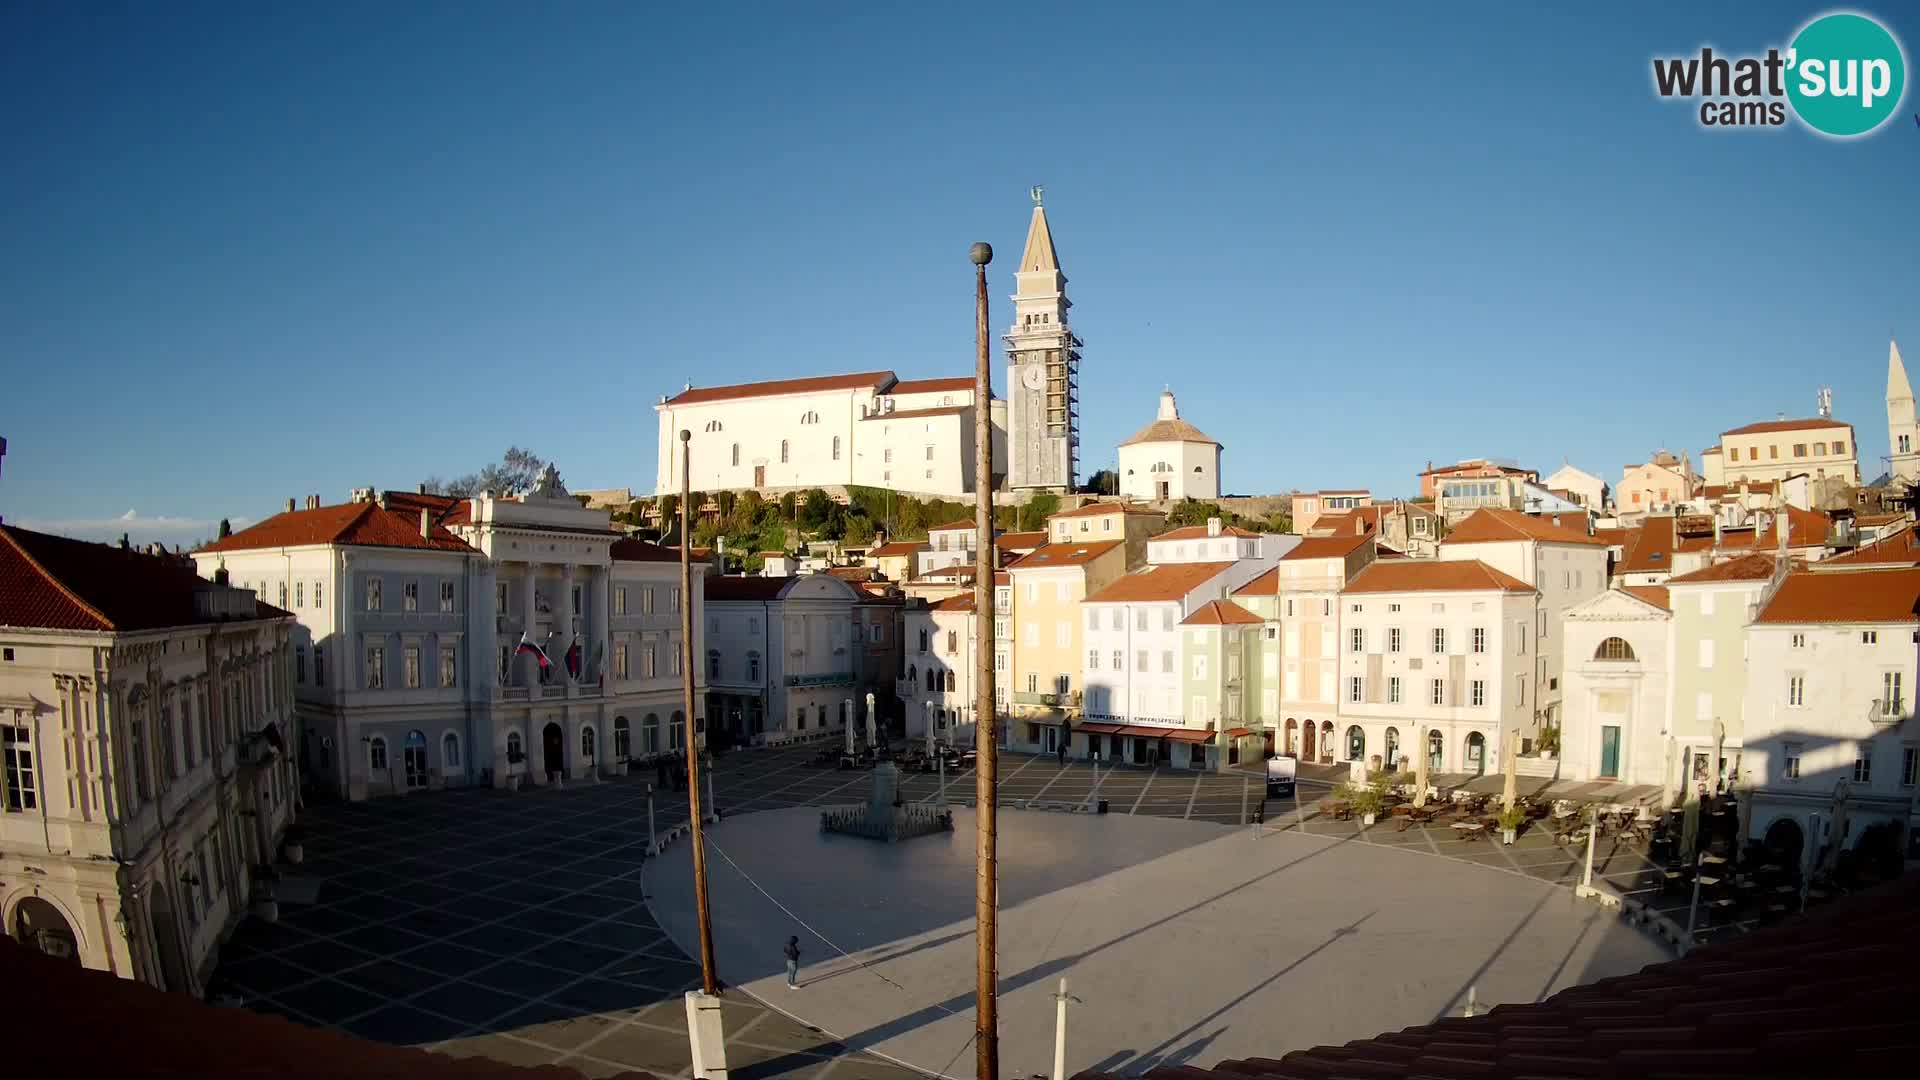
[{"left": 1096, "top": 799, "right": 1109, "bottom": 815}]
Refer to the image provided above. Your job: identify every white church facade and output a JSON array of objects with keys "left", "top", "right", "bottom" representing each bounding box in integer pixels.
[{"left": 1118, "top": 390, "right": 1222, "bottom": 503}]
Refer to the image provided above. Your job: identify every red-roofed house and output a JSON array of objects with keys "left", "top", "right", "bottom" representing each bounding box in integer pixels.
[
  {"left": 1714, "top": 416, "right": 1859, "bottom": 491},
  {"left": 3, "top": 524, "right": 295, "bottom": 996},
  {"left": 1333, "top": 559, "right": 1539, "bottom": 776},
  {"left": 191, "top": 467, "right": 709, "bottom": 800},
  {"left": 1081, "top": 562, "right": 1242, "bottom": 754}
]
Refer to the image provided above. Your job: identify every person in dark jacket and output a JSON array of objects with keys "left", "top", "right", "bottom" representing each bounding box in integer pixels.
[{"left": 783, "top": 935, "right": 802, "bottom": 989}]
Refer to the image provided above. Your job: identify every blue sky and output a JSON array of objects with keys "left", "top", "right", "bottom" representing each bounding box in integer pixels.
[{"left": 2, "top": 1, "right": 1915, "bottom": 544}]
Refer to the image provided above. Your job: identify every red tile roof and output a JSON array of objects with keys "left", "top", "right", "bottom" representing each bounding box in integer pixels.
[
  {"left": 2, "top": 525, "right": 288, "bottom": 632},
  {"left": 1618, "top": 516, "right": 1679, "bottom": 575},
  {"left": 825, "top": 565, "right": 875, "bottom": 582},
  {"left": 662, "top": 370, "right": 893, "bottom": 406},
  {"left": 1046, "top": 501, "right": 1165, "bottom": 520},
  {"left": 1821, "top": 523, "right": 1920, "bottom": 567},
  {"left": 1231, "top": 567, "right": 1279, "bottom": 597},
  {"left": 1621, "top": 585, "right": 1671, "bottom": 610},
  {"left": 704, "top": 575, "right": 793, "bottom": 602},
  {"left": 1278, "top": 532, "right": 1375, "bottom": 561},
  {"left": 926, "top": 518, "right": 977, "bottom": 533},
  {"left": 859, "top": 404, "right": 971, "bottom": 421},
  {"left": 1594, "top": 526, "right": 1634, "bottom": 549},
  {"left": 1665, "top": 552, "right": 1780, "bottom": 584},
  {"left": 1344, "top": 559, "right": 1534, "bottom": 594},
  {"left": 381, "top": 489, "right": 474, "bottom": 526},
  {"left": 1181, "top": 599, "right": 1263, "bottom": 625},
  {"left": 1005, "top": 539, "right": 1125, "bottom": 569},
  {"left": 994, "top": 530, "right": 1046, "bottom": 550},
  {"left": 889, "top": 376, "right": 978, "bottom": 395},
  {"left": 1152, "top": 524, "right": 1264, "bottom": 541},
  {"left": 930, "top": 593, "right": 977, "bottom": 612},
  {"left": 866, "top": 541, "right": 927, "bottom": 558},
  {"left": 609, "top": 538, "right": 681, "bottom": 562},
  {"left": 196, "top": 501, "right": 475, "bottom": 555},
  {"left": 1418, "top": 459, "right": 1535, "bottom": 478},
  {"left": 1756, "top": 566, "right": 1920, "bottom": 624},
  {"left": 2, "top": 937, "right": 660, "bottom": 1080},
  {"left": 1084, "top": 562, "right": 1235, "bottom": 604},
  {"left": 1444, "top": 508, "right": 1605, "bottom": 547},
  {"left": 1721, "top": 416, "right": 1853, "bottom": 436}
]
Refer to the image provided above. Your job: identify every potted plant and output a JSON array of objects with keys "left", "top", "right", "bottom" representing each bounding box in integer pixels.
[
  {"left": 281, "top": 824, "right": 306, "bottom": 866},
  {"left": 1496, "top": 804, "right": 1527, "bottom": 845},
  {"left": 1537, "top": 726, "right": 1559, "bottom": 760},
  {"left": 1340, "top": 774, "right": 1391, "bottom": 826}
]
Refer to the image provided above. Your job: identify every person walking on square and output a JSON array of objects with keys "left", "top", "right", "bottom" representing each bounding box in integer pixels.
[{"left": 784, "top": 935, "right": 802, "bottom": 989}]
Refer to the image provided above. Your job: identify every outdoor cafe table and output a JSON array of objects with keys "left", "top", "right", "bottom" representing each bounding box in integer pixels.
[{"left": 1451, "top": 820, "right": 1485, "bottom": 837}]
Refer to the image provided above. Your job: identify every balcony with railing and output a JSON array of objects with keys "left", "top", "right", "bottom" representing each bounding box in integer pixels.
[{"left": 1869, "top": 697, "right": 1908, "bottom": 727}]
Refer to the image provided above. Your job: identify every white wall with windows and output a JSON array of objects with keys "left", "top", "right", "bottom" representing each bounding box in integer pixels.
[{"left": 1559, "top": 589, "right": 1673, "bottom": 786}]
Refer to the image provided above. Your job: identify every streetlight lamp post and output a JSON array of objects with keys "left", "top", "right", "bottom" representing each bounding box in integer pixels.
[{"left": 969, "top": 239, "right": 999, "bottom": 1080}]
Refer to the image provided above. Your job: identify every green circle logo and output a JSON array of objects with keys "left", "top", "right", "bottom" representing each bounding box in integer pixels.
[{"left": 1786, "top": 12, "right": 1907, "bottom": 136}]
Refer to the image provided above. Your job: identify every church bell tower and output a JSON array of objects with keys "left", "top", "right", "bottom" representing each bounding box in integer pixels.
[{"left": 1004, "top": 188, "right": 1080, "bottom": 493}]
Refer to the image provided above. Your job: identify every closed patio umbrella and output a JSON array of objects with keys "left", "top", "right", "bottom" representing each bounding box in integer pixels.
[
  {"left": 1824, "top": 780, "right": 1851, "bottom": 877},
  {"left": 1680, "top": 790, "right": 1700, "bottom": 863},
  {"left": 844, "top": 699, "right": 855, "bottom": 755},
  {"left": 1413, "top": 725, "right": 1430, "bottom": 809},
  {"left": 1501, "top": 728, "right": 1519, "bottom": 813}
]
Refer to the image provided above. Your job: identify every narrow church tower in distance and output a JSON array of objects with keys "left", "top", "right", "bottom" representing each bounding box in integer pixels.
[
  {"left": 1887, "top": 339, "right": 1918, "bottom": 485},
  {"left": 1004, "top": 187, "right": 1080, "bottom": 493}
]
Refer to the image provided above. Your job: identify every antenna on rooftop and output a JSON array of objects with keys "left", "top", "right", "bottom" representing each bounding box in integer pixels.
[{"left": 1817, "top": 387, "right": 1833, "bottom": 419}]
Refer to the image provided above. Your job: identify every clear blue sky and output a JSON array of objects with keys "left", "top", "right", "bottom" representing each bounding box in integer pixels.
[{"left": 3, "top": 1, "right": 1915, "bottom": 544}]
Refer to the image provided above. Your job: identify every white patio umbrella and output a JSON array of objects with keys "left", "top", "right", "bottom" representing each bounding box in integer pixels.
[
  {"left": 1501, "top": 728, "right": 1519, "bottom": 813},
  {"left": 844, "top": 699, "right": 855, "bottom": 755},
  {"left": 925, "top": 700, "right": 937, "bottom": 757},
  {"left": 1413, "top": 725, "right": 1430, "bottom": 809},
  {"left": 1823, "top": 780, "right": 1851, "bottom": 876},
  {"left": 865, "top": 691, "right": 877, "bottom": 746}
]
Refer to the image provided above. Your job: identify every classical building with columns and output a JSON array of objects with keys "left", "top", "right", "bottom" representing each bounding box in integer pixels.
[
  {"left": 193, "top": 467, "right": 706, "bottom": 801},
  {"left": 3, "top": 524, "right": 296, "bottom": 995}
]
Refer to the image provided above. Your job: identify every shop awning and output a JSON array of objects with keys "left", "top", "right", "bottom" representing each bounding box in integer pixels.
[
  {"left": 1075, "top": 722, "right": 1126, "bottom": 735},
  {"left": 1164, "top": 728, "right": 1216, "bottom": 744},
  {"left": 1224, "top": 727, "right": 1256, "bottom": 739}
]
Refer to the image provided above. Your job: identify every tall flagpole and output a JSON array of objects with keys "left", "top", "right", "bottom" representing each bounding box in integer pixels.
[
  {"left": 969, "top": 240, "right": 999, "bottom": 1080},
  {"left": 680, "top": 428, "right": 720, "bottom": 997}
]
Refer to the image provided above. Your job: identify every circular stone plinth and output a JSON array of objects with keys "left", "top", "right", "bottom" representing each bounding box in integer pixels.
[{"left": 646, "top": 806, "right": 1666, "bottom": 1078}]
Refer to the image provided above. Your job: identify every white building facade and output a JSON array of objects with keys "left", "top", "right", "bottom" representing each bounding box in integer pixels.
[
  {"left": 704, "top": 574, "right": 865, "bottom": 741},
  {"left": 1559, "top": 587, "right": 1674, "bottom": 786},
  {"left": 1117, "top": 390, "right": 1222, "bottom": 503}
]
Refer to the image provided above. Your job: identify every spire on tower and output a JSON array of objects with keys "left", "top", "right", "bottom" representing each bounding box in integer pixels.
[
  {"left": 1889, "top": 338, "right": 1913, "bottom": 403},
  {"left": 1019, "top": 202, "right": 1060, "bottom": 275}
]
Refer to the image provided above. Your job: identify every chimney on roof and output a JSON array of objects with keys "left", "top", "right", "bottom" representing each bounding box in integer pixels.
[
  {"left": 284, "top": 497, "right": 295, "bottom": 513},
  {"left": 420, "top": 508, "right": 431, "bottom": 539},
  {"left": 1206, "top": 516, "right": 1221, "bottom": 537},
  {"left": 307, "top": 495, "right": 320, "bottom": 510},
  {"left": 214, "top": 567, "right": 229, "bottom": 586},
  {"left": 1714, "top": 516, "right": 1723, "bottom": 546},
  {"left": 418, "top": 482, "right": 428, "bottom": 494},
  {"left": 1776, "top": 505, "right": 1789, "bottom": 548},
  {"left": 375, "top": 492, "right": 388, "bottom": 511}
]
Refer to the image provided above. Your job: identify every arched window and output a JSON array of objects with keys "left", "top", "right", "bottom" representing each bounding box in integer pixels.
[
  {"left": 1595, "top": 637, "right": 1636, "bottom": 661},
  {"left": 731, "top": 443, "right": 740, "bottom": 466},
  {"left": 780, "top": 439, "right": 790, "bottom": 463},
  {"left": 832, "top": 436, "right": 841, "bottom": 461},
  {"left": 1346, "top": 725, "right": 1365, "bottom": 762},
  {"left": 918, "top": 628, "right": 929, "bottom": 653},
  {"left": 442, "top": 731, "right": 461, "bottom": 768},
  {"left": 614, "top": 716, "right": 631, "bottom": 758},
  {"left": 1284, "top": 718, "right": 1298, "bottom": 756},
  {"left": 581, "top": 725, "right": 596, "bottom": 761},
  {"left": 1464, "top": 731, "right": 1486, "bottom": 776},
  {"left": 506, "top": 731, "right": 523, "bottom": 762},
  {"left": 643, "top": 713, "right": 660, "bottom": 754},
  {"left": 369, "top": 735, "right": 388, "bottom": 771},
  {"left": 1320, "top": 721, "right": 1334, "bottom": 762},
  {"left": 158, "top": 699, "right": 177, "bottom": 781},
  {"left": 926, "top": 667, "right": 937, "bottom": 692},
  {"left": 1427, "top": 729, "right": 1444, "bottom": 772},
  {"left": 705, "top": 420, "right": 723, "bottom": 432},
  {"left": 669, "top": 711, "right": 686, "bottom": 750},
  {"left": 1384, "top": 726, "right": 1400, "bottom": 769},
  {"left": 946, "top": 670, "right": 957, "bottom": 693},
  {"left": 907, "top": 664, "right": 917, "bottom": 685},
  {"left": 746, "top": 651, "right": 761, "bottom": 682}
]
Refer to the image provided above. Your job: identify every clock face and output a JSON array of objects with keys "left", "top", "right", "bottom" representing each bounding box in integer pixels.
[{"left": 1022, "top": 365, "right": 1047, "bottom": 391}]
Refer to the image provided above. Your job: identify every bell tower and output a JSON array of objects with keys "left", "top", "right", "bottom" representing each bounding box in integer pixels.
[
  {"left": 1004, "top": 187, "right": 1080, "bottom": 493},
  {"left": 1888, "top": 339, "right": 1918, "bottom": 485}
]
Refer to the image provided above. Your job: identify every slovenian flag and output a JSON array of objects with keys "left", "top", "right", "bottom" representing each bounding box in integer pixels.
[
  {"left": 516, "top": 632, "right": 552, "bottom": 670},
  {"left": 564, "top": 636, "right": 583, "bottom": 680}
]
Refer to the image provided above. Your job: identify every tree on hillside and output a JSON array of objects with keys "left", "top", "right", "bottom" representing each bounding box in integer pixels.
[
  {"left": 1165, "top": 499, "right": 1222, "bottom": 528},
  {"left": 426, "top": 447, "right": 547, "bottom": 497},
  {"left": 218, "top": 518, "right": 233, "bottom": 538},
  {"left": 778, "top": 491, "right": 797, "bottom": 520},
  {"left": 1016, "top": 493, "right": 1060, "bottom": 531},
  {"left": 1083, "top": 470, "right": 1118, "bottom": 496},
  {"left": 799, "top": 489, "right": 833, "bottom": 529},
  {"left": 657, "top": 493, "right": 680, "bottom": 523},
  {"left": 844, "top": 515, "right": 876, "bottom": 546}
]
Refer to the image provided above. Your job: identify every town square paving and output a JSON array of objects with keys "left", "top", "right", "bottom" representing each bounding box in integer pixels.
[{"left": 213, "top": 741, "right": 1679, "bottom": 1078}]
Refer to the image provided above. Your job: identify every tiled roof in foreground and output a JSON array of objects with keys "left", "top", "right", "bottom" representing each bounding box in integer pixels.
[{"left": 1071, "top": 872, "right": 1920, "bottom": 1080}]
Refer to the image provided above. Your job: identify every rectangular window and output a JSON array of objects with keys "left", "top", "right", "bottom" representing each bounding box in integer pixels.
[
  {"left": 1834, "top": 439, "right": 1847, "bottom": 455},
  {"left": 1862, "top": 630, "right": 1880, "bottom": 645},
  {"left": 614, "top": 643, "right": 629, "bottom": 679},
  {"left": 2, "top": 725, "right": 36, "bottom": 811},
  {"left": 1350, "top": 628, "right": 1364, "bottom": 653},
  {"left": 404, "top": 646, "right": 421, "bottom": 689},
  {"left": 1902, "top": 746, "right": 1918, "bottom": 788},
  {"left": 277, "top": 582, "right": 287, "bottom": 608},
  {"left": 294, "top": 581, "right": 304, "bottom": 607},
  {"left": 496, "top": 582, "right": 508, "bottom": 613},
  {"left": 1388, "top": 676, "right": 1401, "bottom": 704},
  {"left": 1087, "top": 650, "right": 1099, "bottom": 670},
  {"left": 615, "top": 587, "right": 627, "bottom": 615},
  {"left": 1518, "top": 674, "right": 1527, "bottom": 705},
  {"left": 1791, "top": 633, "right": 1806, "bottom": 648},
  {"left": 571, "top": 585, "right": 582, "bottom": 616},
  {"left": 366, "top": 578, "right": 382, "bottom": 611},
  {"left": 1111, "top": 649, "right": 1122, "bottom": 670},
  {"left": 1348, "top": 676, "right": 1363, "bottom": 703},
  {"left": 1087, "top": 609, "right": 1099, "bottom": 630},
  {"left": 642, "top": 586, "right": 656, "bottom": 614},
  {"left": 669, "top": 586, "right": 680, "bottom": 612},
  {"left": 1788, "top": 675, "right": 1804, "bottom": 707},
  {"left": 1472, "top": 627, "right": 1486, "bottom": 654},
  {"left": 1432, "top": 628, "right": 1446, "bottom": 654},
  {"left": 884, "top": 448, "right": 892, "bottom": 463},
  {"left": 1388, "top": 627, "right": 1401, "bottom": 653},
  {"left": 1471, "top": 679, "right": 1486, "bottom": 707},
  {"left": 1853, "top": 753, "right": 1872, "bottom": 784},
  {"left": 1162, "top": 609, "right": 1174, "bottom": 631},
  {"left": 1698, "top": 639, "right": 1714, "bottom": 669},
  {"left": 439, "top": 646, "right": 456, "bottom": 688},
  {"left": 403, "top": 580, "right": 418, "bottom": 612},
  {"left": 1135, "top": 650, "right": 1148, "bottom": 673},
  {"left": 438, "top": 581, "right": 454, "bottom": 612},
  {"left": 296, "top": 646, "right": 308, "bottom": 684},
  {"left": 1193, "top": 655, "right": 1208, "bottom": 679},
  {"left": 1430, "top": 679, "right": 1445, "bottom": 706},
  {"left": 314, "top": 646, "right": 325, "bottom": 685},
  {"left": 1135, "top": 609, "right": 1148, "bottom": 631},
  {"left": 1783, "top": 742, "right": 1802, "bottom": 780},
  {"left": 1792, "top": 443, "right": 1806, "bottom": 457},
  {"left": 366, "top": 646, "right": 385, "bottom": 690},
  {"left": 1161, "top": 650, "right": 1173, "bottom": 673}
]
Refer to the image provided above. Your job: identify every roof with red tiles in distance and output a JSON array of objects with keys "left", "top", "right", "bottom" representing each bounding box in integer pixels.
[
  {"left": 1664, "top": 552, "right": 1781, "bottom": 585},
  {"left": 1231, "top": 567, "right": 1280, "bottom": 597},
  {"left": 1005, "top": 539, "right": 1125, "bottom": 570},
  {"left": 1065, "top": 873, "right": 1920, "bottom": 1080},
  {"left": 1721, "top": 416, "right": 1854, "bottom": 436},
  {"left": 866, "top": 541, "right": 928, "bottom": 558},
  {"left": 1620, "top": 585, "right": 1671, "bottom": 611},
  {"left": 1277, "top": 532, "right": 1376, "bottom": 562},
  {"left": 1180, "top": 599, "right": 1263, "bottom": 626},
  {"left": 609, "top": 538, "right": 681, "bottom": 562},
  {"left": 1755, "top": 566, "right": 1920, "bottom": 624},
  {"left": 1047, "top": 501, "right": 1166, "bottom": 520},
  {"left": 1443, "top": 508, "right": 1606, "bottom": 547},
  {"left": 661, "top": 370, "right": 894, "bottom": 407},
  {"left": 994, "top": 530, "right": 1047, "bottom": 550},
  {"left": 930, "top": 593, "right": 977, "bottom": 612},
  {"left": 2, "top": 525, "right": 291, "bottom": 633},
  {"left": 1084, "top": 562, "right": 1236, "bottom": 604},
  {"left": 926, "top": 518, "right": 977, "bottom": 533},
  {"left": 1593, "top": 526, "right": 1634, "bottom": 550},
  {"left": 1821, "top": 522, "right": 1920, "bottom": 567},
  {"left": 889, "top": 376, "right": 981, "bottom": 395},
  {"left": 703, "top": 575, "right": 793, "bottom": 602},
  {"left": 196, "top": 501, "right": 477, "bottom": 555},
  {"left": 824, "top": 566, "right": 875, "bottom": 582},
  {"left": 859, "top": 405, "right": 971, "bottom": 421},
  {"left": 1151, "top": 524, "right": 1265, "bottom": 542},
  {"left": 381, "top": 489, "right": 475, "bottom": 526},
  {"left": 1618, "top": 516, "right": 1679, "bottom": 575},
  {"left": 1418, "top": 459, "right": 1536, "bottom": 478},
  {"left": 1344, "top": 559, "right": 1534, "bottom": 595},
  {"left": 2, "top": 937, "right": 661, "bottom": 1080}
]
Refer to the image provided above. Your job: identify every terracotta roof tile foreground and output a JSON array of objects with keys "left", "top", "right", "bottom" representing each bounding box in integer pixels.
[
  {"left": 994, "top": 530, "right": 1047, "bottom": 551},
  {"left": 1181, "top": 599, "right": 1262, "bottom": 625},
  {"left": 1069, "top": 873, "right": 1920, "bottom": 1080},
  {"left": 930, "top": 593, "right": 977, "bottom": 612},
  {"left": 2, "top": 525, "right": 288, "bottom": 632},
  {"left": 1085, "top": 562, "right": 1236, "bottom": 604},
  {"left": 1756, "top": 566, "right": 1920, "bottom": 624},
  {"left": 197, "top": 501, "right": 476, "bottom": 555},
  {"left": 2, "top": 937, "right": 658, "bottom": 1079},
  {"left": 1344, "top": 559, "right": 1534, "bottom": 594},
  {"left": 1444, "top": 508, "right": 1606, "bottom": 547}
]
